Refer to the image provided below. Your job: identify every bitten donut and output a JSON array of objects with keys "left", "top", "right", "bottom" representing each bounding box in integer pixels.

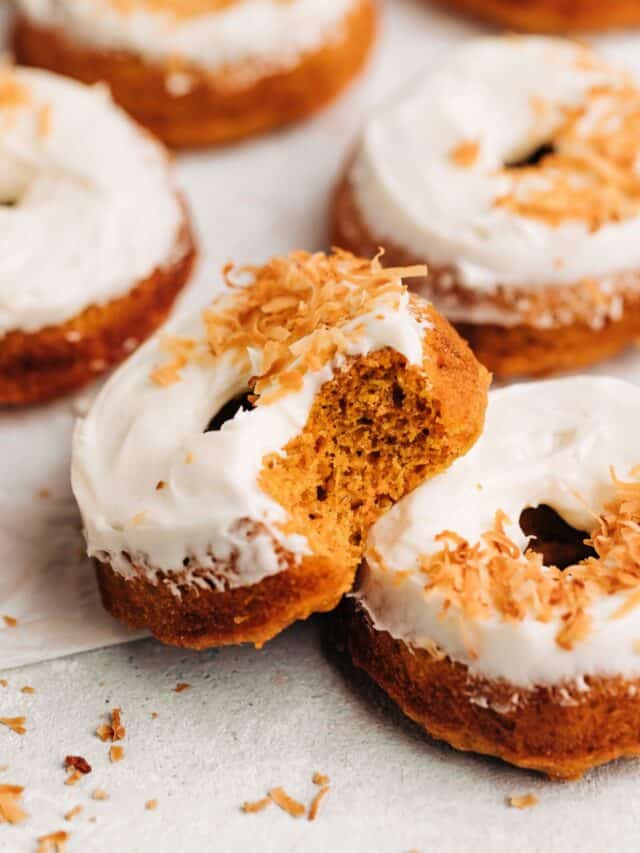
[
  {"left": 332, "top": 37, "right": 640, "bottom": 378},
  {"left": 13, "top": 0, "right": 377, "bottom": 148},
  {"left": 429, "top": 0, "right": 640, "bottom": 33},
  {"left": 0, "top": 65, "right": 195, "bottom": 406},
  {"left": 72, "top": 250, "right": 489, "bottom": 649},
  {"left": 342, "top": 376, "right": 640, "bottom": 780}
]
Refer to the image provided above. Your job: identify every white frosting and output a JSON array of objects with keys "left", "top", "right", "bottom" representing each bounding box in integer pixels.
[
  {"left": 359, "top": 377, "right": 640, "bottom": 687},
  {"left": 0, "top": 68, "right": 184, "bottom": 335},
  {"left": 350, "top": 37, "right": 640, "bottom": 318},
  {"left": 15, "top": 0, "right": 356, "bottom": 79},
  {"left": 71, "top": 283, "right": 427, "bottom": 592}
]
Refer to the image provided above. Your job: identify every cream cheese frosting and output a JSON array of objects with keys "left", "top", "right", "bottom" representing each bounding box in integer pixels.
[
  {"left": 0, "top": 67, "right": 184, "bottom": 336},
  {"left": 350, "top": 37, "right": 640, "bottom": 322},
  {"left": 15, "top": 0, "right": 356, "bottom": 79},
  {"left": 71, "top": 262, "right": 428, "bottom": 593},
  {"left": 358, "top": 377, "right": 640, "bottom": 688}
]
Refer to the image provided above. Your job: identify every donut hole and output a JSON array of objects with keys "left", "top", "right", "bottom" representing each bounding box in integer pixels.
[
  {"left": 205, "top": 391, "right": 254, "bottom": 433},
  {"left": 506, "top": 142, "right": 555, "bottom": 170},
  {"left": 519, "top": 504, "right": 595, "bottom": 570}
]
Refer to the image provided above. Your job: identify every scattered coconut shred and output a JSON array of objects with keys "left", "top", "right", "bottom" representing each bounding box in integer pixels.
[
  {"left": 150, "top": 250, "right": 425, "bottom": 404},
  {"left": 37, "top": 829, "right": 69, "bottom": 852},
  {"left": 0, "top": 716, "right": 26, "bottom": 735},
  {"left": 0, "top": 784, "right": 28, "bottom": 824},
  {"left": 243, "top": 774, "right": 331, "bottom": 821},
  {"left": 508, "top": 794, "right": 539, "bottom": 810}
]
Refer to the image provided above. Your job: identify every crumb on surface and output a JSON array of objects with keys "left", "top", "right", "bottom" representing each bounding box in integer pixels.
[
  {"left": 268, "top": 787, "right": 306, "bottom": 818},
  {"left": 508, "top": 794, "right": 539, "bottom": 810},
  {"left": 145, "top": 799, "right": 158, "bottom": 811},
  {"left": 96, "top": 707, "right": 125, "bottom": 742},
  {"left": 2, "top": 615, "right": 17, "bottom": 628},
  {"left": 64, "top": 770, "right": 83, "bottom": 787},
  {"left": 0, "top": 784, "right": 27, "bottom": 824},
  {"left": 308, "top": 785, "right": 330, "bottom": 821},
  {"left": 20, "top": 686, "right": 35, "bottom": 694},
  {"left": 64, "top": 756, "right": 91, "bottom": 775},
  {"left": 173, "top": 682, "right": 190, "bottom": 693},
  {"left": 91, "top": 789, "right": 109, "bottom": 801},
  {"left": 241, "top": 797, "right": 271, "bottom": 814},
  {"left": 312, "top": 772, "right": 330, "bottom": 786},
  {"left": 36, "top": 829, "right": 69, "bottom": 852},
  {"left": 109, "top": 745, "right": 124, "bottom": 763},
  {"left": 64, "top": 805, "right": 83, "bottom": 822},
  {"left": 0, "top": 716, "right": 26, "bottom": 735}
]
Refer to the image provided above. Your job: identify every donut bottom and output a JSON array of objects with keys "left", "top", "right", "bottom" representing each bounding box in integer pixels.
[
  {"left": 94, "top": 314, "right": 489, "bottom": 649},
  {"left": 0, "top": 216, "right": 196, "bottom": 406},
  {"left": 331, "top": 176, "right": 640, "bottom": 379},
  {"left": 429, "top": 0, "right": 640, "bottom": 32},
  {"left": 13, "top": 0, "right": 376, "bottom": 148},
  {"left": 339, "top": 599, "right": 640, "bottom": 780}
]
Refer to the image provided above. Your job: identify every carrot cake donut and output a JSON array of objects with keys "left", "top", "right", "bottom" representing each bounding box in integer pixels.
[
  {"left": 0, "top": 65, "right": 195, "bottom": 406},
  {"left": 430, "top": 0, "right": 640, "bottom": 33},
  {"left": 71, "top": 250, "right": 489, "bottom": 649},
  {"left": 342, "top": 376, "right": 640, "bottom": 780},
  {"left": 12, "top": 0, "right": 377, "bottom": 148},
  {"left": 332, "top": 37, "right": 640, "bottom": 378}
]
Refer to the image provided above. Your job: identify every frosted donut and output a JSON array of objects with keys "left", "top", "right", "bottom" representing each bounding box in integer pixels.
[
  {"left": 342, "top": 376, "right": 640, "bottom": 779},
  {"left": 429, "top": 0, "right": 640, "bottom": 33},
  {"left": 71, "top": 250, "right": 489, "bottom": 649},
  {"left": 13, "top": 0, "right": 377, "bottom": 148},
  {"left": 0, "top": 65, "right": 195, "bottom": 406},
  {"left": 332, "top": 37, "right": 640, "bottom": 378}
]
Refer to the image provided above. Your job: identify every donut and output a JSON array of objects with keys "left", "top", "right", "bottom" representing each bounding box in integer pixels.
[
  {"left": 12, "top": 0, "right": 377, "bottom": 148},
  {"left": 332, "top": 37, "right": 640, "bottom": 378},
  {"left": 341, "top": 376, "right": 640, "bottom": 780},
  {"left": 0, "top": 65, "right": 196, "bottom": 406},
  {"left": 71, "top": 250, "right": 489, "bottom": 649},
  {"left": 428, "top": 0, "right": 640, "bottom": 33}
]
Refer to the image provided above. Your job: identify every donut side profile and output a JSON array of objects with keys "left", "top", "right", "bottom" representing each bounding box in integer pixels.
[
  {"left": 332, "top": 37, "right": 640, "bottom": 378},
  {"left": 342, "top": 377, "right": 640, "bottom": 779},
  {"left": 72, "top": 251, "right": 489, "bottom": 649},
  {"left": 0, "top": 66, "right": 196, "bottom": 406},
  {"left": 13, "top": 0, "right": 377, "bottom": 147},
  {"left": 429, "top": 0, "right": 640, "bottom": 33}
]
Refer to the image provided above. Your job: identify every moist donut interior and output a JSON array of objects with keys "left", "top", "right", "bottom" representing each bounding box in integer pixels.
[
  {"left": 506, "top": 142, "right": 555, "bottom": 170},
  {"left": 205, "top": 392, "right": 254, "bottom": 433},
  {"left": 520, "top": 504, "right": 595, "bottom": 570},
  {"left": 258, "top": 348, "right": 459, "bottom": 573}
]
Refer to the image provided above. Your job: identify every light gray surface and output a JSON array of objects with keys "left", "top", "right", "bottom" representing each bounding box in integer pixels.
[{"left": 4, "top": 1, "right": 640, "bottom": 850}]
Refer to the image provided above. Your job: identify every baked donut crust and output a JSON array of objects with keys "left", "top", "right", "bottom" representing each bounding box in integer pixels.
[
  {"left": 339, "top": 599, "right": 640, "bottom": 780},
  {"left": 429, "top": 0, "right": 640, "bottom": 33},
  {"left": 13, "top": 0, "right": 377, "bottom": 148},
  {"left": 77, "top": 263, "right": 489, "bottom": 650},
  {"left": 331, "top": 172, "right": 640, "bottom": 378},
  {"left": 0, "top": 214, "right": 196, "bottom": 407}
]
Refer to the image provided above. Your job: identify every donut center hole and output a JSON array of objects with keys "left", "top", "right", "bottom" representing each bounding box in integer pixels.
[
  {"left": 506, "top": 142, "right": 555, "bottom": 170},
  {"left": 519, "top": 504, "right": 595, "bottom": 570},
  {"left": 205, "top": 391, "right": 254, "bottom": 433}
]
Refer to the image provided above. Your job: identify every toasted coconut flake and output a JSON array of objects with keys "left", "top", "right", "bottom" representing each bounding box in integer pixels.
[
  {"left": 450, "top": 140, "right": 480, "bottom": 168},
  {"left": 312, "top": 772, "right": 330, "bottom": 786},
  {"left": 109, "top": 745, "right": 124, "bottom": 763},
  {"left": 0, "top": 784, "right": 27, "bottom": 824},
  {"left": 0, "top": 717, "right": 26, "bottom": 735},
  {"left": 64, "top": 805, "right": 83, "bottom": 822},
  {"left": 308, "top": 785, "right": 330, "bottom": 821},
  {"left": 145, "top": 799, "right": 158, "bottom": 811},
  {"left": 20, "top": 686, "right": 35, "bottom": 694},
  {"left": 152, "top": 251, "right": 425, "bottom": 401},
  {"left": 64, "top": 770, "right": 82, "bottom": 787},
  {"left": 173, "top": 682, "right": 190, "bottom": 693},
  {"left": 96, "top": 708, "right": 125, "bottom": 743},
  {"left": 91, "top": 789, "right": 109, "bottom": 801},
  {"left": 268, "top": 787, "right": 306, "bottom": 818},
  {"left": 0, "top": 680, "right": 7, "bottom": 687},
  {"left": 242, "top": 797, "right": 271, "bottom": 814},
  {"left": 382, "top": 469, "right": 640, "bottom": 650},
  {"left": 2, "top": 615, "right": 17, "bottom": 628},
  {"left": 36, "top": 830, "right": 69, "bottom": 853},
  {"left": 507, "top": 794, "right": 539, "bottom": 810},
  {"left": 497, "top": 81, "right": 640, "bottom": 230}
]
